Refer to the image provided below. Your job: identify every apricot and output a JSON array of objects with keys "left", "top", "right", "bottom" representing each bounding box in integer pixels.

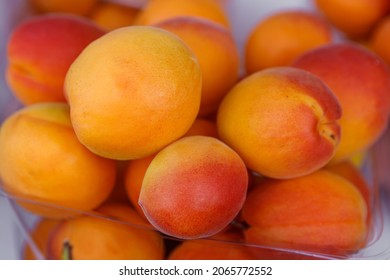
[
  {"left": 134, "top": 0, "right": 230, "bottom": 28},
  {"left": 6, "top": 14, "right": 105, "bottom": 105},
  {"left": 293, "top": 43, "right": 390, "bottom": 163},
  {"left": 138, "top": 136, "right": 248, "bottom": 239},
  {"left": 155, "top": 16, "right": 239, "bottom": 117},
  {"left": 169, "top": 231, "right": 255, "bottom": 260},
  {"left": 315, "top": 0, "right": 390, "bottom": 39},
  {"left": 48, "top": 211, "right": 164, "bottom": 260},
  {"left": 245, "top": 10, "right": 333, "bottom": 74},
  {"left": 370, "top": 15, "right": 390, "bottom": 66},
  {"left": 241, "top": 170, "right": 368, "bottom": 257},
  {"left": 29, "top": 0, "right": 98, "bottom": 16},
  {"left": 65, "top": 26, "right": 202, "bottom": 160},
  {"left": 0, "top": 103, "right": 117, "bottom": 218},
  {"left": 217, "top": 66, "right": 341, "bottom": 179},
  {"left": 124, "top": 118, "right": 218, "bottom": 218},
  {"left": 89, "top": 2, "right": 140, "bottom": 31},
  {"left": 23, "top": 218, "right": 60, "bottom": 260}
]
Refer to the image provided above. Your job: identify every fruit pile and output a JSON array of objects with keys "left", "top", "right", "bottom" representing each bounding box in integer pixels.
[{"left": 1, "top": 0, "right": 390, "bottom": 260}]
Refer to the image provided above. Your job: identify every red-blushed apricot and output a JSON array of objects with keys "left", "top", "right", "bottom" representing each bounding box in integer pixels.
[
  {"left": 124, "top": 117, "right": 219, "bottom": 218},
  {"left": 155, "top": 16, "right": 239, "bottom": 117},
  {"left": 134, "top": 0, "right": 230, "bottom": 28},
  {"left": 217, "top": 66, "right": 341, "bottom": 179},
  {"left": 241, "top": 170, "right": 368, "bottom": 257},
  {"left": 293, "top": 43, "right": 390, "bottom": 163},
  {"left": 245, "top": 10, "right": 333, "bottom": 74},
  {"left": 23, "top": 218, "right": 61, "bottom": 260},
  {"left": 65, "top": 26, "right": 202, "bottom": 160},
  {"left": 315, "top": 0, "right": 390, "bottom": 39},
  {"left": 168, "top": 231, "right": 255, "bottom": 260},
  {"left": 0, "top": 103, "right": 117, "bottom": 218},
  {"left": 138, "top": 136, "right": 248, "bottom": 239},
  {"left": 6, "top": 14, "right": 105, "bottom": 105}
]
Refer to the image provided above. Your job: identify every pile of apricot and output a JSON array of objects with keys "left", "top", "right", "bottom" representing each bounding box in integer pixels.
[{"left": 1, "top": 0, "right": 390, "bottom": 260}]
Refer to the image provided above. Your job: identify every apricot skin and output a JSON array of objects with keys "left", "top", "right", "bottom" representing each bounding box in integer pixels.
[
  {"left": 6, "top": 14, "right": 105, "bottom": 105},
  {"left": 139, "top": 136, "right": 248, "bottom": 239},
  {"left": 217, "top": 66, "right": 342, "bottom": 179},
  {"left": 241, "top": 170, "right": 368, "bottom": 257},
  {"left": 0, "top": 103, "right": 116, "bottom": 218}
]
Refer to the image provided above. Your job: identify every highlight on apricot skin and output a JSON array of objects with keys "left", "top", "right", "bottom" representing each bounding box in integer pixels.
[
  {"left": 245, "top": 10, "right": 333, "bottom": 74},
  {"left": 0, "top": 102, "right": 117, "bottom": 218},
  {"left": 6, "top": 14, "right": 105, "bottom": 105},
  {"left": 293, "top": 42, "right": 390, "bottom": 163},
  {"left": 155, "top": 16, "right": 240, "bottom": 117},
  {"left": 217, "top": 66, "right": 342, "bottom": 179},
  {"left": 241, "top": 170, "right": 368, "bottom": 257},
  {"left": 134, "top": 0, "right": 230, "bottom": 28},
  {"left": 65, "top": 26, "right": 202, "bottom": 160},
  {"left": 138, "top": 135, "right": 248, "bottom": 240}
]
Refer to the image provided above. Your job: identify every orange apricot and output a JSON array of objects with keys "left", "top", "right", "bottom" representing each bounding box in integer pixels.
[
  {"left": 0, "top": 103, "right": 117, "bottom": 218},
  {"left": 29, "top": 0, "right": 98, "bottom": 16},
  {"left": 217, "top": 66, "right": 341, "bottom": 179},
  {"left": 369, "top": 15, "right": 390, "bottom": 65},
  {"left": 155, "top": 16, "right": 239, "bottom": 117},
  {"left": 139, "top": 136, "right": 248, "bottom": 239},
  {"left": 48, "top": 212, "right": 164, "bottom": 260},
  {"left": 89, "top": 2, "right": 140, "bottom": 31},
  {"left": 241, "top": 170, "right": 368, "bottom": 257},
  {"left": 245, "top": 10, "right": 332, "bottom": 74},
  {"left": 134, "top": 0, "right": 230, "bottom": 27},
  {"left": 65, "top": 26, "right": 202, "bottom": 160},
  {"left": 315, "top": 0, "right": 390, "bottom": 39}
]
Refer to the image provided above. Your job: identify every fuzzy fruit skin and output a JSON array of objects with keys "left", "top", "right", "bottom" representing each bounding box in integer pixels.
[
  {"left": 217, "top": 66, "right": 342, "bottom": 179},
  {"left": 0, "top": 102, "right": 116, "bottom": 218},
  {"left": 6, "top": 14, "right": 105, "bottom": 105},
  {"left": 293, "top": 43, "right": 390, "bottom": 163},
  {"left": 139, "top": 136, "right": 248, "bottom": 239},
  {"left": 65, "top": 26, "right": 202, "bottom": 160},
  {"left": 241, "top": 170, "right": 368, "bottom": 257}
]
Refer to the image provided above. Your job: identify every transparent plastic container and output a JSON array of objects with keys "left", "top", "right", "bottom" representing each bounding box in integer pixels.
[{"left": 1, "top": 0, "right": 390, "bottom": 260}]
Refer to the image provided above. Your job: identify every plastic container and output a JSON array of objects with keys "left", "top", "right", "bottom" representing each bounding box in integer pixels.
[{"left": 1, "top": 0, "right": 390, "bottom": 260}]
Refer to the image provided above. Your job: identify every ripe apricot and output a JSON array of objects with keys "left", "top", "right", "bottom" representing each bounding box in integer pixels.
[
  {"left": 89, "top": 2, "right": 140, "bottom": 31},
  {"left": 168, "top": 231, "right": 255, "bottom": 260},
  {"left": 134, "top": 0, "right": 230, "bottom": 28},
  {"left": 6, "top": 14, "right": 105, "bottom": 105},
  {"left": 124, "top": 117, "right": 218, "bottom": 218},
  {"left": 245, "top": 10, "right": 332, "bottom": 74},
  {"left": 293, "top": 43, "right": 390, "bottom": 163},
  {"left": 370, "top": 15, "right": 390, "bottom": 65},
  {"left": 65, "top": 26, "right": 202, "bottom": 160},
  {"left": 29, "top": 0, "right": 98, "bottom": 16},
  {"left": 139, "top": 136, "right": 248, "bottom": 239},
  {"left": 315, "top": 0, "right": 390, "bottom": 39},
  {"left": 0, "top": 103, "right": 117, "bottom": 218},
  {"left": 48, "top": 212, "right": 164, "bottom": 260},
  {"left": 217, "top": 66, "right": 341, "bottom": 179},
  {"left": 241, "top": 170, "right": 368, "bottom": 257}
]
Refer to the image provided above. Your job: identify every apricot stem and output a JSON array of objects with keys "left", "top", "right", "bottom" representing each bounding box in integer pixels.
[{"left": 61, "top": 240, "right": 73, "bottom": 260}]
